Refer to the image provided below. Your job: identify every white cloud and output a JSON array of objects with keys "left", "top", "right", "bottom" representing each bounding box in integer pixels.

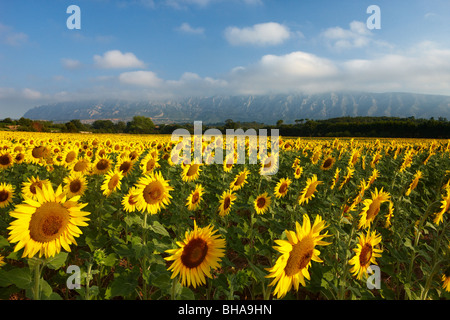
[
  {"left": 320, "top": 21, "right": 389, "bottom": 50},
  {"left": 22, "top": 88, "right": 42, "bottom": 100},
  {"left": 119, "top": 70, "right": 163, "bottom": 87},
  {"left": 0, "top": 23, "right": 28, "bottom": 46},
  {"left": 61, "top": 58, "right": 82, "bottom": 69},
  {"left": 177, "top": 23, "right": 204, "bottom": 35},
  {"left": 224, "top": 22, "right": 291, "bottom": 46},
  {"left": 94, "top": 50, "right": 146, "bottom": 69}
]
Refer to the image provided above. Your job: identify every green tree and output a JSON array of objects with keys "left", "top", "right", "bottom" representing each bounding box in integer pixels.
[{"left": 125, "top": 116, "right": 155, "bottom": 134}]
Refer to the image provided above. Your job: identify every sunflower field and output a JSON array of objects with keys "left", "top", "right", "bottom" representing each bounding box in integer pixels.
[{"left": 0, "top": 130, "right": 449, "bottom": 300}]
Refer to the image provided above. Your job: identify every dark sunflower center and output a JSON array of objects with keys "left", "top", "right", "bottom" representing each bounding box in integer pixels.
[
  {"left": 65, "top": 151, "right": 77, "bottom": 163},
  {"left": 96, "top": 159, "right": 109, "bottom": 171},
  {"left": 223, "top": 196, "right": 231, "bottom": 210},
  {"left": 192, "top": 192, "right": 200, "bottom": 204},
  {"left": 146, "top": 159, "right": 155, "bottom": 171},
  {"left": 73, "top": 160, "right": 88, "bottom": 172},
  {"left": 323, "top": 158, "right": 333, "bottom": 168},
  {"left": 0, "top": 155, "right": 11, "bottom": 166},
  {"left": 30, "top": 181, "right": 43, "bottom": 195},
  {"left": 279, "top": 182, "right": 288, "bottom": 194},
  {"left": 181, "top": 238, "right": 208, "bottom": 269},
  {"left": 359, "top": 243, "right": 373, "bottom": 266},
  {"left": 0, "top": 190, "right": 9, "bottom": 202},
  {"left": 119, "top": 161, "right": 132, "bottom": 174},
  {"left": 69, "top": 180, "right": 82, "bottom": 193},
  {"left": 366, "top": 199, "right": 381, "bottom": 221},
  {"left": 256, "top": 197, "right": 266, "bottom": 208}
]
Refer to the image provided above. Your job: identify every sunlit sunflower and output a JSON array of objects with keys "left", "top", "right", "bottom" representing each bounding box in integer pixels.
[
  {"left": 186, "top": 184, "right": 205, "bottom": 211},
  {"left": 115, "top": 158, "right": 134, "bottom": 176},
  {"left": 442, "top": 268, "right": 450, "bottom": 292},
  {"left": 165, "top": 221, "right": 226, "bottom": 288},
  {"left": 181, "top": 163, "right": 202, "bottom": 182},
  {"left": 92, "top": 155, "right": 112, "bottom": 175},
  {"left": 259, "top": 153, "right": 279, "bottom": 176},
  {"left": 122, "top": 187, "right": 139, "bottom": 213},
  {"left": 339, "top": 166, "right": 355, "bottom": 190},
  {"left": 22, "top": 176, "right": 52, "bottom": 201},
  {"left": 134, "top": 171, "right": 174, "bottom": 215},
  {"left": 61, "top": 146, "right": 79, "bottom": 168},
  {"left": 28, "top": 146, "right": 49, "bottom": 166},
  {"left": 218, "top": 189, "right": 236, "bottom": 217},
  {"left": 298, "top": 174, "right": 322, "bottom": 205},
  {"left": 349, "top": 230, "right": 383, "bottom": 280},
  {"left": 7, "top": 184, "right": 90, "bottom": 258},
  {"left": 405, "top": 170, "right": 423, "bottom": 196},
  {"left": 140, "top": 152, "right": 160, "bottom": 174},
  {"left": 385, "top": 201, "right": 394, "bottom": 228},
  {"left": 274, "top": 177, "right": 292, "bottom": 199},
  {"left": 434, "top": 186, "right": 450, "bottom": 225},
  {"left": 358, "top": 188, "right": 391, "bottom": 229},
  {"left": 330, "top": 168, "right": 341, "bottom": 190},
  {"left": 0, "top": 151, "right": 13, "bottom": 169},
  {"left": 223, "top": 154, "right": 235, "bottom": 173},
  {"left": 254, "top": 192, "right": 271, "bottom": 215},
  {"left": 230, "top": 168, "right": 250, "bottom": 191},
  {"left": 63, "top": 172, "right": 87, "bottom": 198},
  {"left": 320, "top": 157, "right": 335, "bottom": 171},
  {"left": 266, "top": 214, "right": 331, "bottom": 299},
  {"left": 0, "top": 183, "right": 14, "bottom": 208},
  {"left": 101, "top": 170, "right": 123, "bottom": 197},
  {"left": 71, "top": 156, "right": 92, "bottom": 175},
  {"left": 293, "top": 165, "right": 303, "bottom": 180}
]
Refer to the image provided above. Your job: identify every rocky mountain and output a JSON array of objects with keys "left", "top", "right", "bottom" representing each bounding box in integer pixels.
[{"left": 23, "top": 92, "right": 450, "bottom": 124}]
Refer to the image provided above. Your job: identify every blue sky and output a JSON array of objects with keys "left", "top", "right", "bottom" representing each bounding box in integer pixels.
[{"left": 1, "top": 0, "right": 450, "bottom": 118}]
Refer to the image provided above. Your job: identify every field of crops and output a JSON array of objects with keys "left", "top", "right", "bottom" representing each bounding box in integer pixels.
[{"left": 0, "top": 130, "right": 449, "bottom": 300}]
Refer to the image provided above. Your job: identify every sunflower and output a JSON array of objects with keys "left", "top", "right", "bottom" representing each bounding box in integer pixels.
[
  {"left": 134, "top": 171, "right": 174, "bottom": 215},
  {"left": 71, "top": 156, "right": 92, "bottom": 175},
  {"left": 122, "top": 187, "right": 139, "bottom": 213},
  {"left": 0, "top": 151, "right": 13, "bottom": 169},
  {"left": 259, "top": 153, "right": 279, "bottom": 176},
  {"left": 254, "top": 192, "right": 271, "bottom": 215},
  {"left": 266, "top": 214, "right": 331, "bottom": 299},
  {"left": 442, "top": 268, "right": 450, "bottom": 292},
  {"left": 274, "top": 178, "right": 291, "bottom": 199},
  {"left": 339, "top": 166, "right": 355, "bottom": 190},
  {"left": 298, "top": 174, "right": 322, "bottom": 205},
  {"left": 0, "top": 183, "right": 14, "bottom": 208},
  {"left": 116, "top": 158, "right": 134, "bottom": 176},
  {"left": 320, "top": 157, "right": 335, "bottom": 171},
  {"left": 434, "top": 186, "right": 450, "bottom": 225},
  {"left": 92, "top": 155, "right": 112, "bottom": 175},
  {"left": 230, "top": 168, "right": 250, "bottom": 191},
  {"left": 181, "top": 163, "right": 202, "bottom": 182},
  {"left": 28, "top": 146, "right": 49, "bottom": 166},
  {"left": 385, "top": 201, "right": 394, "bottom": 228},
  {"left": 0, "top": 254, "right": 5, "bottom": 267},
  {"left": 358, "top": 188, "right": 391, "bottom": 229},
  {"left": 223, "top": 154, "right": 235, "bottom": 173},
  {"left": 101, "top": 170, "right": 123, "bottom": 197},
  {"left": 61, "top": 146, "right": 79, "bottom": 168},
  {"left": 349, "top": 230, "right": 383, "bottom": 280},
  {"left": 405, "top": 170, "right": 423, "bottom": 196},
  {"left": 186, "top": 184, "right": 205, "bottom": 211},
  {"left": 293, "top": 165, "right": 303, "bottom": 180},
  {"left": 63, "top": 172, "right": 88, "bottom": 198},
  {"left": 218, "top": 189, "right": 236, "bottom": 217},
  {"left": 7, "top": 184, "right": 90, "bottom": 259},
  {"left": 140, "top": 152, "right": 160, "bottom": 174},
  {"left": 330, "top": 168, "right": 341, "bottom": 190},
  {"left": 22, "top": 176, "right": 52, "bottom": 201},
  {"left": 165, "top": 221, "right": 226, "bottom": 288}
]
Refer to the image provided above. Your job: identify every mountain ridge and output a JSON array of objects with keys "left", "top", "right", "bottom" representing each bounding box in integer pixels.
[{"left": 23, "top": 92, "right": 450, "bottom": 125}]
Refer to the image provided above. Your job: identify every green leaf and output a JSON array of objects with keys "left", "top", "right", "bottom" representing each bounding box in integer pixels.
[
  {"left": 0, "top": 235, "right": 10, "bottom": 249},
  {"left": 109, "top": 272, "right": 139, "bottom": 298},
  {"left": 178, "top": 286, "right": 195, "bottom": 300},
  {"left": 7, "top": 268, "right": 33, "bottom": 290},
  {"left": 45, "top": 252, "right": 69, "bottom": 270},
  {"left": 150, "top": 220, "right": 170, "bottom": 237}
]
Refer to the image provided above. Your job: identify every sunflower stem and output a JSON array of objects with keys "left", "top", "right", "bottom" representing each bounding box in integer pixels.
[{"left": 32, "top": 258, "right": 43, "bottom": 300}]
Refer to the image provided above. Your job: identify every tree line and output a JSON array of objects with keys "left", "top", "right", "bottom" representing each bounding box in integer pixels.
[{"left": 1, "top": 115, "right": 450, "bottom": 138}]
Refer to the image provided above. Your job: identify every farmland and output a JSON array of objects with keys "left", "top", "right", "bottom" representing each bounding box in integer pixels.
[{"left": 0, "top": 131, "right": 449, "bottom": 300}]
